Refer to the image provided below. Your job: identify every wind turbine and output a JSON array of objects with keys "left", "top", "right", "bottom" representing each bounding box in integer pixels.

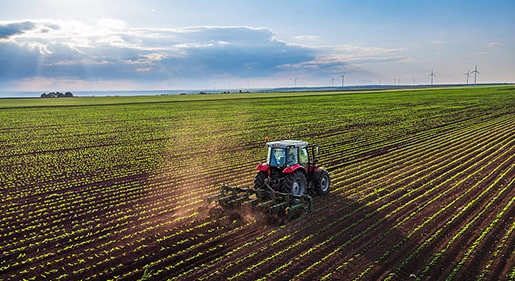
[
  {"left": 393, "top": 77, "right": 397, "bottom": 85},
  {"left": 412, "top": 77, "right": 416, "bottom": 86},
  {"left": 471, "top": 65, "right": 480, "bottom": 85},
  {"left": 378, "top": 78, "right": 381, "bottom": 85},
  {"left": 331, "top": 76, "right": 335, "bottom": 87},
  {"left": 464, "top": 70, "right": 471, "bottom": 85},
  {"left": 429, "top": 70, "right": 436, "bottom": 85},
  {"left": 340, "top": 73, "right": 346, "bottom": 87},
  {"left": 294, "top": 77, "right": 298, "bottom": 87}
]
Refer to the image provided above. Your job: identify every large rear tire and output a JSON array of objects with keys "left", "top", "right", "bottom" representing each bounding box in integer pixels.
[
  {"left": 282, "top": 170, "right": 307, "bottom": 196},
  {"left": 315, "top": 169, "right": 330, "bottom": 195},
  {"left": 254, "top": 171, "right": 268, "bottom": 189}
]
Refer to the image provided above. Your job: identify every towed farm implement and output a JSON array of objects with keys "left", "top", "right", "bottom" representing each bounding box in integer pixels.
[{"left": 207, "top": 140, "right": 330, "bottom": 222}]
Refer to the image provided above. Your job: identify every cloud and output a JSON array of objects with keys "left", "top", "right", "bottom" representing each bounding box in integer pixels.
[
  {"left": 0, "top": 19, "right": 409, "bottom": 89},
  {"left": 0, "top": 21, "right": 61, "bottom": 40},
  {"left": 295, "top": 35, "right": 319, "bottom": 41},
  {"left": 488, "top": 42, "right": 503, "bottom": 48},
  {"left": 279, "top": 45, "right": 407, "bottom": 74},
  {"left": 0, "top": 21, "right": 36, "bottom": 39}
]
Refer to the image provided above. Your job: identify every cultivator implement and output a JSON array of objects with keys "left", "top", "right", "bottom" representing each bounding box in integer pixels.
[{"left": 207, "top": 183, "right": 313, "bottom": 222}]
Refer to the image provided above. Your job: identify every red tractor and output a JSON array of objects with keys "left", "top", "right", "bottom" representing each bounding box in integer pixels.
[
  {"left": 208, "top": 140, "right": 330, "bottom": 221},
  {"left": 254, "top": 140, "right": 330, "bottom": 197}
]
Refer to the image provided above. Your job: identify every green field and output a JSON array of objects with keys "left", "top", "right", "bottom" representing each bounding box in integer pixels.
[{"left": 2, "top": 86, "right": 515, "bottom": 280}]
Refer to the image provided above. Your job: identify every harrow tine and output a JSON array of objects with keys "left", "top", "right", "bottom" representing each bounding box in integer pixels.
[
  {"left": 258, "top": 200, "right": 275, "bottom": 209},
  {"left": 206, "top": 193, "right": 223, "bottom": 204},
  {"left": 245, "top": 198, "right": 260, "bottom": 206},
  {"left": 231, "top": 194, "right": 250, "bottom": 204},
  {"left": 271, "top": 201, "right": 289, "bottom": 211},
  {"left": 287, "top": 202, "right": 305, "bottom": 212},
  {"left": 218, "top": 195, "right": 235, "bottom": 203}
]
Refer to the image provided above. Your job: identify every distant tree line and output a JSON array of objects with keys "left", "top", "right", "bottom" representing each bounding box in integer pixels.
[
  {"left": 195, "top": 90, "right": 251, "bottom": 95},
  {"left": 41, "top": 92, "right": 74, "bottom": 98}
]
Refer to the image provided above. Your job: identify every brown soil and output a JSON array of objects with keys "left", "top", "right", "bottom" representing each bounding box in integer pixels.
[{"left": 2, "top": 115, "right": 515, "bottom": 281}]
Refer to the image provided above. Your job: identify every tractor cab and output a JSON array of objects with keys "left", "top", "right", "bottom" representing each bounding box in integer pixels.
[{"left": 266, "top": 140, "right": 309, "bottom": 169}]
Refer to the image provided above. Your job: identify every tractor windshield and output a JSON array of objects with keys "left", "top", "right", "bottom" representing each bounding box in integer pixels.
[
  {"left": 268, "top": 147, "right": 298, "bottom": 167},
  {"left": 268, "top": 147, "right": 285, "bottom": 167}
]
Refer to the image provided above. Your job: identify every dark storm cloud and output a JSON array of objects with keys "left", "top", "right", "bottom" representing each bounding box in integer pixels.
[{"left": 0, "top": 21, "right": 36, "bottom": 39}]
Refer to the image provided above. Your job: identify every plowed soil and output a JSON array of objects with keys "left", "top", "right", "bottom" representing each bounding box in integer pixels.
[{"left": 2, "top": 90, "right": 515, "bottom": 281}]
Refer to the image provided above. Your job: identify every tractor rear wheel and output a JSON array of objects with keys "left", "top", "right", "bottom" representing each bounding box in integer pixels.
[
  {"left": 283, "top": 170, "right": 307, "bottom": 196},
  {"left": 254, "top": 171, "right": 267, "bottom": 189},
  {"left": 315, "top": 170, "right": 330, "bottom": 195}
]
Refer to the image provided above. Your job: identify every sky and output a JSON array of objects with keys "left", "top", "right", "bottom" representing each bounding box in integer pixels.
[{"left": 0, "top": 0, "right": 514, "bottom": 91}]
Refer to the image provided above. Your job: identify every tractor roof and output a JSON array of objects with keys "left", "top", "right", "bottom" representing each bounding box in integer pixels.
[{"left": 266, "top": 140, "right": 308, "bottom": 148}]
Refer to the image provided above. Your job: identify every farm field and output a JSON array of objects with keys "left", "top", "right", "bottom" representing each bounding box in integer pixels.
[{"left": 1, "top": 86, "right": 515, "bottom": 281}]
